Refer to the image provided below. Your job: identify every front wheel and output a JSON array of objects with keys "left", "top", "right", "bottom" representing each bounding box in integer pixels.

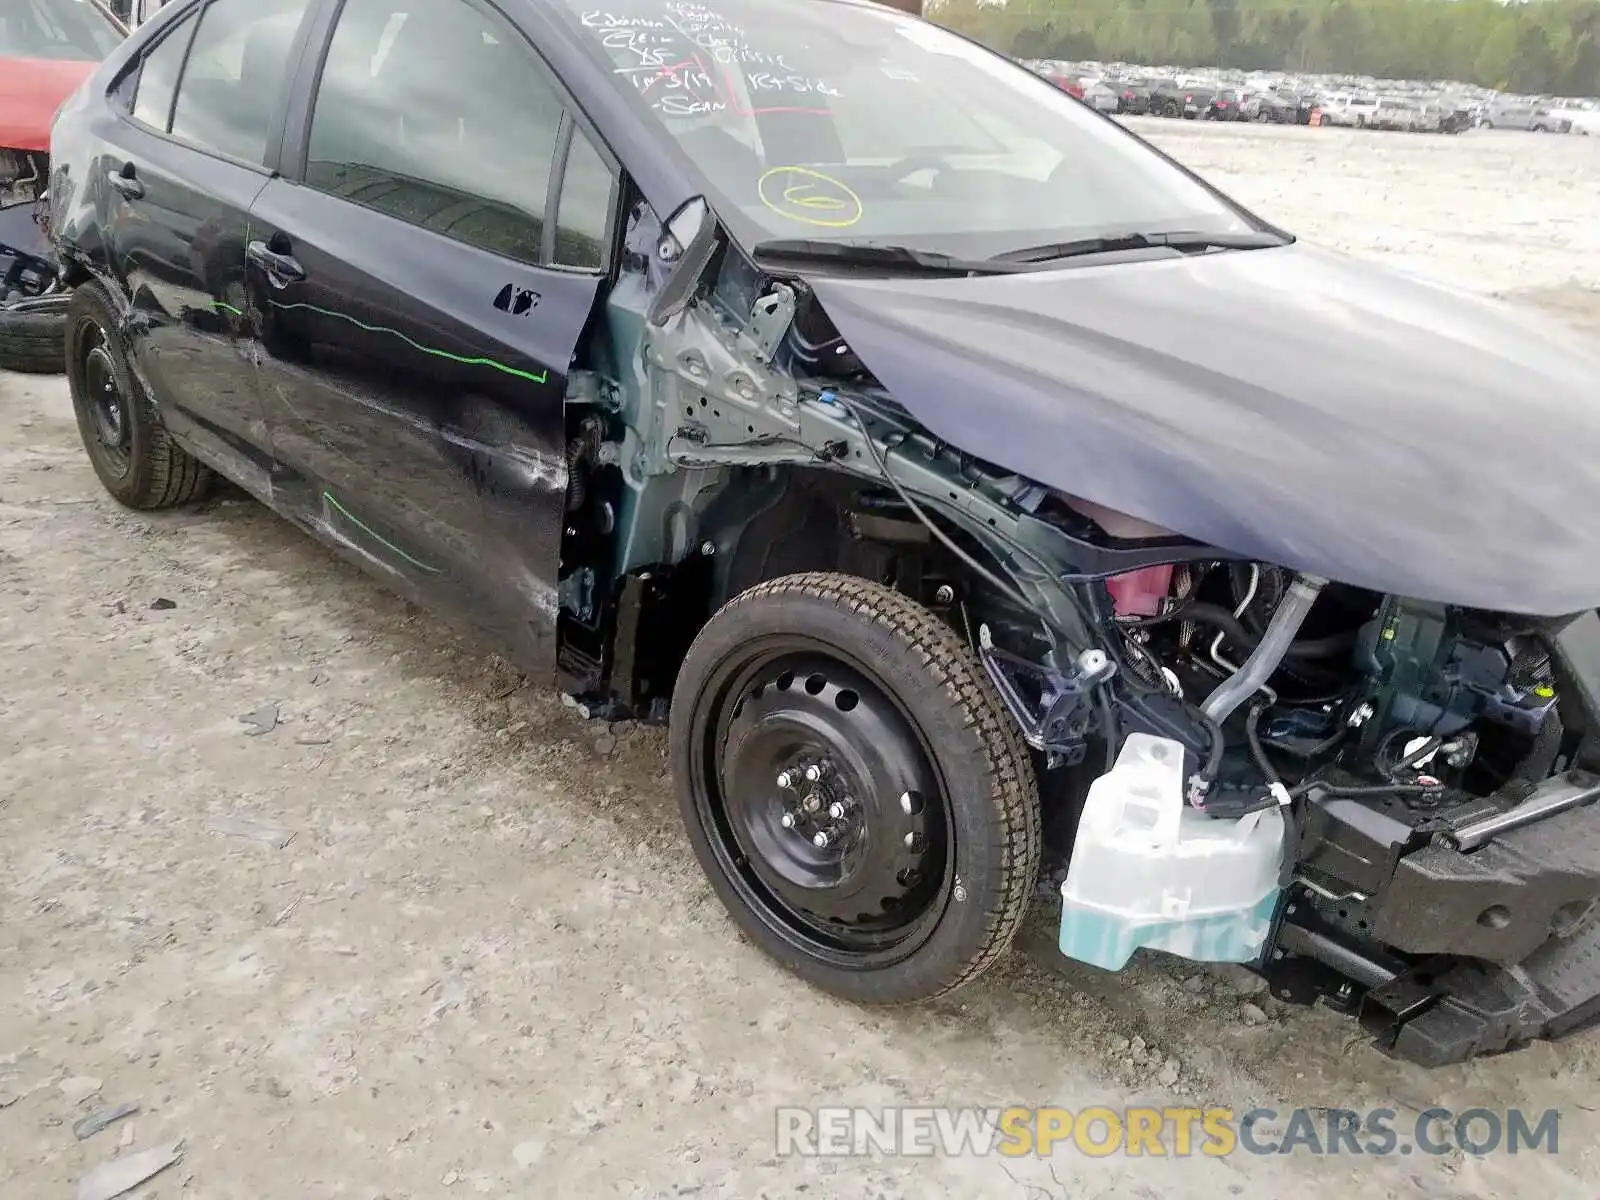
[{"left": 671, "top": 573, "right": 1041, "bottom": 1005}]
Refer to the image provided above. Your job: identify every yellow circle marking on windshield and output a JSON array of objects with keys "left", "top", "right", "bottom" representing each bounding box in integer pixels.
[{"left": 758, "top": 166, "right": 863, "bottom": 229}]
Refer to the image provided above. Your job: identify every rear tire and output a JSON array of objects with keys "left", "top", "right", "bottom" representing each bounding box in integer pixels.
[
  {"left": 671, "top": 572, "right": 1041, "bottom": 1005},
  {"left": 0, "top": 293, "right": 67, "bottom": 374},
  {"left": 66, "top": 281, "right": 211, "bottom": 509}
]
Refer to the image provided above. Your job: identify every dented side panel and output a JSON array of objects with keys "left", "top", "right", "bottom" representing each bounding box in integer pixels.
[{"left": 246, "top": 177, "right": 601, "bottom": 672}]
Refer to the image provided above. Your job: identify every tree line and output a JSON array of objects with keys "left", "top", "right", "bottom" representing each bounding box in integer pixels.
[{"left": 927, "top": 0, "right": 1600, "bottom": 97}]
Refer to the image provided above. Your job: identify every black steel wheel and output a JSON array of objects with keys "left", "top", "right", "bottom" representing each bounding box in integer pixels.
[
  {"left": 79, "top": 319, "right": 131, "bottom": 477},
  {"left": 671, "top": 572, "right": 1040, "bottom": 1004},
  {"left": 66, "top": 282, "right": 210, "bottom": 508}
]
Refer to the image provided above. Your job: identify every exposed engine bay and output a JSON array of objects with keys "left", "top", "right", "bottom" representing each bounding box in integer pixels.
[
  {"left": 1051, "top": 556, "right": 1600, "bottom": 1066},
  {"left": 563, "top": 198, "right": 1600, "bottom": 1068}
]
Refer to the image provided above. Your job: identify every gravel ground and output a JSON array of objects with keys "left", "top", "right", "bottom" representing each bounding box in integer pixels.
[{"left": 3, "top": 122, "right": 1600, "bottom": 1200}]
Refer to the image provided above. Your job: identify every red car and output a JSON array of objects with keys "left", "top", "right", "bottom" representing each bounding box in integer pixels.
[
  {"left": 1044, "top": 73, "right": 1085, "bottom": 101},
  {"left": 2, "top": 0, "right": 124, "bottom": 205},
  {"left": 1, "top": 0, "right": 124, "bottom": 369}
]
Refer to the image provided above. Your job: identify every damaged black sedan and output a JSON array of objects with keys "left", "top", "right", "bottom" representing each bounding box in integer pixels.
[{"left": 47, "top": 0, "right": 1600, "bottom": 1067}]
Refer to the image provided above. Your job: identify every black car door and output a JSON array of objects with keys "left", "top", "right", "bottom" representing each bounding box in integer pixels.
[
  {"left": 245, "top": 0, "right": 616, "bottom": 668},
  {"left": 93, "top": 0, "right": 318, "bottom": 494}
]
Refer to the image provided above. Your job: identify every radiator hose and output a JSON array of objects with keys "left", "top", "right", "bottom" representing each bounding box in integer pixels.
[{"left": 1201, "top": 574, "right": 1328, "bottom": 725}]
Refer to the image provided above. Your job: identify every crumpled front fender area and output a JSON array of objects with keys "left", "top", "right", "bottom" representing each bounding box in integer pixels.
[{"left": 47, "top": 158, "right": 104, "bottom": 283}]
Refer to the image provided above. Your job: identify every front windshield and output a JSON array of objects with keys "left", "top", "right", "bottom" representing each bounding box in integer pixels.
[
  {"left": 0, "top": 0, "right": 122, "bottom": 60},
  {"left": 552, "top": 0, "right": 1260, "bottom": 257}
]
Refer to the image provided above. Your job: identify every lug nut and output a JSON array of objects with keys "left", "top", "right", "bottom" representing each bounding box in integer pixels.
[
  {"left": 828, "top": 800, "right": 849, "bottom": 820},
  {"left": 804, "top": 763, "right": 826, "bottom": 783},
  {"left": 812, "top": 830, "right": 832, "bottom": 849},
  {"left": 780, "top": 812, "right": 797, "bottom": 830},
  {"left": 777, "top": 770, "right": 796, "bottom": 789}
]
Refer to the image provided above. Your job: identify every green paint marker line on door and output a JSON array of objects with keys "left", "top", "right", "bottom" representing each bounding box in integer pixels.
[
  {"left": 267, "top": 300, "right": 549, "bottom": 384},
  {"left": 322, "top": 490, "right": 443, "bottom": 575}
]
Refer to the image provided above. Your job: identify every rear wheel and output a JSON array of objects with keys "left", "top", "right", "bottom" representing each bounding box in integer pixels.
[
  {"left": 671, "top": 572, "right": 1040, "bottom": 1004},
  {"left": 66, "top": 281, "right": 211, "bottom": 508}
]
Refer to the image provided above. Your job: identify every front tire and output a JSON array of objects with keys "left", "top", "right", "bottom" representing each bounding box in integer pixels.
[
  {"left": 671, "top": 572, "right": 1040, "bottom": 1005},
  {"left": 66, "top": 281, "right": 210, "bottom": 509}
]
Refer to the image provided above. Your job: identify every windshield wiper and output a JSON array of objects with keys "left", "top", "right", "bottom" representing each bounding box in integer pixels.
[
  {"left": 990, "top": 229, "right": 1288, "bottom": 265},
  {"left": 751, "top": 239, "right": 1027, "bottom": 276}
]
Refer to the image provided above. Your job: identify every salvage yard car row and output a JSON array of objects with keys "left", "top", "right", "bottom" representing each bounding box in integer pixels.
[{"left": 1029, "top": 58, "right": 1599, "bottom": 135}]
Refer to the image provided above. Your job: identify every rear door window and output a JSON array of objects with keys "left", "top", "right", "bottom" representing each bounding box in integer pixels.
[
  {"left": 129, "top": 10, "right": 196, "bottom": 131},
  {"left": 169, "top": 0, "right": 313, "bottom": 166},
  {"left": 303, "top": 0, "right": 567, "bottom": 268}
]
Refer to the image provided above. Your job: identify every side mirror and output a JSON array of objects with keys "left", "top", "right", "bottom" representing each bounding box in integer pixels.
[
  {"left": 646, "top": 196, "right": 719, "bottom": 327},
  {"left": 660, "top": 197, "right": 709, "bottom": 264}
]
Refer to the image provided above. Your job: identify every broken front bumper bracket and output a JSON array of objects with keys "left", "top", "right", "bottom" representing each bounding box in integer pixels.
[
  {"left": 1287, "top": 770, "right": 1600, "bottom": 1065},
  {"left": 1363, "top": 914, "right": 1600, "bottom": 1067}
]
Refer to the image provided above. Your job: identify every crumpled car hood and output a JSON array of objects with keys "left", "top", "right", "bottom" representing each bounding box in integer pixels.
[{"left": 807, "top": 243, "right": 1600, "bottom": 615}]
